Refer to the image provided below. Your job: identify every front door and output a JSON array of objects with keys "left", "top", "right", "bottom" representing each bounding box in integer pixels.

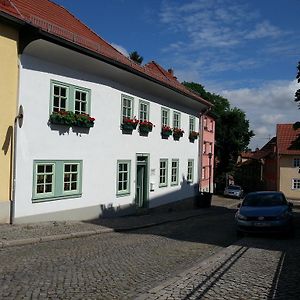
[{"left": 136, "top": 155, "right": 148, "bottom": 208}]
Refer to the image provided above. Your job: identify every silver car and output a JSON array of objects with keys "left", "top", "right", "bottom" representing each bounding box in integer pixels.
[{"left": 224, "top": 185, "right": 243, "bottom": 199}]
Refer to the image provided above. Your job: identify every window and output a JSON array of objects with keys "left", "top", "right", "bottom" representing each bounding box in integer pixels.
[
  {"left": 204, "top": 117, "right": 208, "bottom": 129},
  {"left": 64, "top": 163, "right": 80, "bottom": 193},
  {"left": 292, "top": 179, "right": 300, "bottom": 189},
  {"left": 294, "top": 158, "right": 300, "bottom": 167},
  {"left": 189, "top": 116, "right": 195, "bottom": 132},
  {"left": 139, "top": 100, "right": 149, "bottom": 122},
  {"left": 210, "top": 120, "right": 214, "bottom": 132},
  {"left": 203, "top": 142, "right": 207, "bottom": 154},
  {"left": 209, "top": 143, "right": 213, "bottom": 154},
  {"left": 117, "top": 160, "right": 131, "bottom": 196},
  {"left": 122, "top": 94, "right": 134, "bottom": 120},
  {"left": 173, "top": 111, "right": 181, "bottom": 129},
  {"left": 159, "top": 159, "right": 168, "bottom": 187},
  {"left": 171, "top": 159, "right": 179, "bottom": 185},
  {"left": 202, "top": 167, "right": 206, "bottom": 180},
  {"left": 187, "top": 159, "right": 194, "bottom": 182},
  {"left": 51, "top": 80, "right": 90, "bottom": 114},
  {"left": 33, "top": 160, "right": 82, "bottom": 202},
  {"left": 161, "top": 107, "right": 170, "bottom": 127}
]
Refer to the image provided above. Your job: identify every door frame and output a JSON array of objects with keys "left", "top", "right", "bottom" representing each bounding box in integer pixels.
[{"left": 135, "top": 153, "right": 150, "bottom": 208}]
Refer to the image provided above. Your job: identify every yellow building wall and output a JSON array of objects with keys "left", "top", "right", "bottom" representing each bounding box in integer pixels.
[
  {"left": 0, "top": 22, "right": 18, "bottom": 222},
  {"left": 279, "top": 155, "right": 300, "bottom": 200}
]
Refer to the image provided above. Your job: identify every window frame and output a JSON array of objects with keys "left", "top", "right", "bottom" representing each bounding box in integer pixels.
[
  {"left": 116, "top": 160, "right": 131, "bottom": 196},
  {"left": 189, "top": 116, "right": 196, "bottom": 132},
  {"left": 187, "top": 159, "right": 194, "bottom": 183},
  {"left": 159, "top": 159, "right": 168, "bottom": 187},
  {"left": 50, "top": 80, "right": 91, "bottom": 115},
  {"left": 294, "top": 158, "right": 300, "bottom": 168},
  {"left": 139, "top": 100, "right": 150, "bottom": 122},
  {"left": 161, "top": 107, "right": 170, "bottom": 127},
  {"left": 173, "top": 111, "right": 181, "bottom": 129},
  {"left": 121, "top": 94, "right": 134, "bottom": 121},
  {"left": 171, "top": 159, "right": 179, "bottom": 186},
  {"left": 33, "top": 160, "right": 82, "bottom": 202},
  {"left": 292, "top": 178, "right": 300, "bottom": 190}
]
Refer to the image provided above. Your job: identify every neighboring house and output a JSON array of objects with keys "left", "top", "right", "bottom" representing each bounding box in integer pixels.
[
  {"left": 236, "top": 124, "right": 300, "bottom": 199},
  {"left": 277, "top": 124, "right": 300, "bottom": 199},
  {"left": 0, "top": 0, "right": 212, "bottom": 223},
  {"left": 200, "top": 113, "right": 215, "bottom": 193},
  {"left": 0, "top": 15, "right": 19, "bottom": 223}
]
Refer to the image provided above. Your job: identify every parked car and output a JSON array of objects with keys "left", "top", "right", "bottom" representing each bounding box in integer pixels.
[
  {"left": 224, "top": 185, "right": 243, "bottom": 199},
  {"left": 235, "top": 191, "right": 294, "bottom": 236}
]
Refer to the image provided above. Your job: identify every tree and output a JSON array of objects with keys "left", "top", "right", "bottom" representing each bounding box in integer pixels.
[
  {"left": 294, "top": 62, "right": 300, "bottom": 130},
  {"left": 129, "top": 51, "right": 143, "bottom": 65},
  {"left": 183, "top": 81, "right": 254, "bottom": 191}
]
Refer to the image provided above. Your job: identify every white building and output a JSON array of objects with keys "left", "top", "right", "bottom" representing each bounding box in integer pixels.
[{"left": 0, "top": 0, "right": 212, "bottom": 223}]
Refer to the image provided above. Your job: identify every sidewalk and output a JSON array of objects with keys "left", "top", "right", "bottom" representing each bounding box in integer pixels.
[{"left": 0, "top": 196, "right": 238, "bottom": 248}]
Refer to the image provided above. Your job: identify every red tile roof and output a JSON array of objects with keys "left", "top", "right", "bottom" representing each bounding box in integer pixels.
[
  {"left": 277, "top": 124, "right": 300, "bottom": 155},
  {"left": 252, "top": 137, "right": 276, "bottom": 159},
  {"left": 0, "top": 0, "right": 211, "bottom": 107}
]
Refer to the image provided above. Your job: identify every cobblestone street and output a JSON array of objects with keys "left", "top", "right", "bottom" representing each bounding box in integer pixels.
[{"left": 0, "top": 201, "right": 300, "bottom": 299}]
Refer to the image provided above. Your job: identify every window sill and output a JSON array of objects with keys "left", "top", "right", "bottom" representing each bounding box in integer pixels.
[{"left": 32, "top": 193, "right": 82, "bottom": 203}]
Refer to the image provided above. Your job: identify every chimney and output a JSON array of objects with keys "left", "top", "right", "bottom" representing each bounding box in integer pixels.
[{"left": 167, "top": 68, "right": 174, "bottom": 76}]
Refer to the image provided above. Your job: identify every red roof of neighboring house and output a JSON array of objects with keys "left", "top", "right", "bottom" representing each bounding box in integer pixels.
[
  {"left": 0, "top": 0, "right": 211, "bottom": 107},
  {"left": 277, "top": 124, "right": 300, "bottom": 155},
  {"left": 240, "top": 151, "right": 255, "bottom": 159},
  {"left": 252, "top": 137, "right": 277, "bottom": 160}
]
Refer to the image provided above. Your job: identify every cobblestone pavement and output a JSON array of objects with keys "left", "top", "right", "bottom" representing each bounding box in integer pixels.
[
  {"left": 0, "top": 204, "right": 237, "bottom": 299},
  {"left": 137, "top": 210, "right": 300, "bottom": 300}
]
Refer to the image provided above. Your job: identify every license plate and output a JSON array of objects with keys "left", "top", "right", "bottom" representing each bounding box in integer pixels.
[{"left": 254, "top": 222, "right": 271, "bottom": 227}]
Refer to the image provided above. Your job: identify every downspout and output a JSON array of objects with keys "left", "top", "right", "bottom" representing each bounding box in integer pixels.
[{"left": 10, "top": 56, "right": 22, "bottom": 224}]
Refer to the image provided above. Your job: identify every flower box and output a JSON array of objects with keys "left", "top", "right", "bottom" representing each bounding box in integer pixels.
[
  {"left": 49, "top": 111, "right": 75, "bottom": 126},
  {"left": 122, "top": 117, "right": 139, "bottom": 132},
  {"left": 139, "top": 120, "right": 154, "bottom": 134},
  {"left": 49, "top": 111, "right": 95, "bottom": 128},
  {"left": 173, "top": 128, "right": 184, "bottom": 140},
  {"left": 161, "top": 125, "right": 173, "bottom": 138},
  {"left": 189, "top": 131, "right": 199, "bottom": 141},
  {"left": 74, "top": 113, "right": 95, "bottom": 128}
]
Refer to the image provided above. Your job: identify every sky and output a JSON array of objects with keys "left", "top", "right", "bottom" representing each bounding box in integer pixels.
[{"left": 54, "top": 0, "right": 300, "bottom": 149}]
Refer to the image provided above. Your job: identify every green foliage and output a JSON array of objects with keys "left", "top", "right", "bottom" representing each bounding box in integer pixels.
[
  {"left": 295, "top": 61, "right": 300, "bottom": 105},
  {"left": 183, "top": 81, "right": 254, "bottom": 185},
  {"left": 129, "top": 51, "right": 143, "bottom": 65}
]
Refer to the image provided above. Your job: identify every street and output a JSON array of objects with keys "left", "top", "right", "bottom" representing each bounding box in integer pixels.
[{"left": 0, "top": 204, "right": 300, "bottom": 299}]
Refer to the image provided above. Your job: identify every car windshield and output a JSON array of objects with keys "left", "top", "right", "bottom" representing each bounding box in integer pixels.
[
  {"left": 227, "top": 186, "right": 241, "bottom": 190},
  {"left": 243, "top": 193, "right": 287, "bottom": 207}
]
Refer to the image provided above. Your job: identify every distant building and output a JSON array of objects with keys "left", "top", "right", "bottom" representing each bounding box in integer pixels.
[
  {"left": 236, "top": 124, "right": 300, "bottom": 199},
  {"left": 200, "top": 113, "right": 215, "bottom": 193}
]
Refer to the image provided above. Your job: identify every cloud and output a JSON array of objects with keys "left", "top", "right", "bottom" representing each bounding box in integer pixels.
[
  {"left": 245, "top": 21, "right": 283, "bottom": 39},
  {"left": 219, "top": 80, "right": 299, "bottom": 149},
  {"left": 110, "top": 43, "right": 129, "bottom": 57}
]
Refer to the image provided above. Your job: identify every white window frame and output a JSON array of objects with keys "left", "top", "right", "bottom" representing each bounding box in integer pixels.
[
  {"left": 294, "top": 158, "right": 300, "bottom": 168},
  {"left": 292, "top": 178, "right": 300, "bottom": 190},
  {"left": 161, "top": 107, "right": 170, "bottom": 127},
  {"left": 173, "top": 111, "right": 181, "bottom": 129},
  {"left": 139, "top": 100, "right": 150, "bottom": 122},
  {"left": 189, "top": 116, "right": 195, "bottom": 132},
  {"left": 121, "top": 94, "right": 134, "bottom": 121},
  {"left": 171, "top": 159, "right": 179, "bottom": 186},
  {"left": 187, "top": 159, "right": 194, "bottom": 183}
]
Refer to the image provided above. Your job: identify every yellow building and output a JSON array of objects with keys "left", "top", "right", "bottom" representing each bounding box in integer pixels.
[{"left": 0, "top": 21, "right": 19, "bottom": 223}]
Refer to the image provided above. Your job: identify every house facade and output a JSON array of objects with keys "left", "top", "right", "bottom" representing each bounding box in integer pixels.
[
  {"left": 0, "top": 0, "right": 212, "bottom": 223},
  {"left": 0, "top": 17, "right": 19, "bottom": 223},
  {"left": 236, "top": 125, "right": 300, "bottom": 199},
  {"left": 199, "top": 114, "right": 215, "bottom": 193}
]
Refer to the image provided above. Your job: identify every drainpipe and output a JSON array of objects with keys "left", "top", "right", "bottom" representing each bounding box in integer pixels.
[{"left": 10, "top": 55, "right": 22, "bottom": 224}]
